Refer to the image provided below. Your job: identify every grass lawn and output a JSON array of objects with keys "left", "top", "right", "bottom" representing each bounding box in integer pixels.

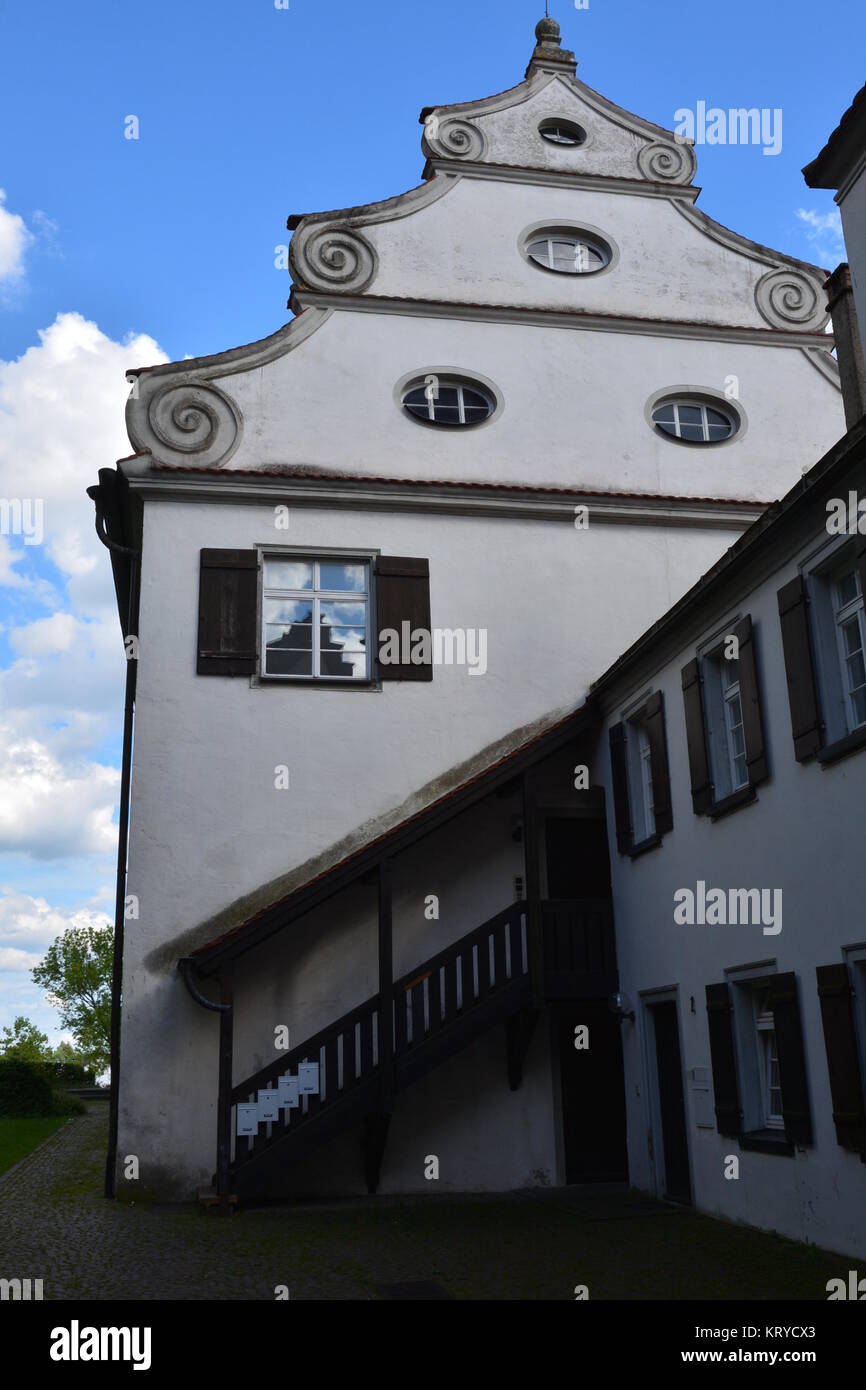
[{"left": 0, "top": 1116, "right": 67, "bottom": 1177}]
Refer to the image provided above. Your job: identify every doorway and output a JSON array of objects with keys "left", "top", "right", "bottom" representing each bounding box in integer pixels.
[
  {"left": 646, "top": 999, "right": 691, "bottom": 1204},
  {"left": 555, "top": 1003, "right": 628, "bottom": 1182},
  {"left": 543, "top": 814, "right": 611, "bottom": 898}
]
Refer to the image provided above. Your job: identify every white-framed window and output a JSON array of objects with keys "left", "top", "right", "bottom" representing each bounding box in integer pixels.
[
  {"left": 721, "top": 659, "right": 748, "bottom": 790},
  {"left": 753, "top": 992, "right": 785, "bottom": 1130},
  {"left": 261, "top": 557, "right": 370, "bottom": 681},
  {"left": 652, "top": 400, "right": 736, "bottom": 444},
  {"left": 702, "top": 651, "right": 748, "bottom": 799},
  {"left": 832, "top": 567, "right": 866, "bottom": 733},
  {"left": 402, "top": 378, "right": 494, "bottom": 427},
  {"left": 527, "top": 232, "right": 609, "bottom": 275},
  {"left": 626, "top": 714, "right": 655, "bottom": 843},
  {"left": 538, "top": 119, "right": 586, "bottom": 146}
]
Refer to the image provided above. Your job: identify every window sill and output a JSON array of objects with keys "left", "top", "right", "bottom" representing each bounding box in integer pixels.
[
  {"left": 628, "top": 832, "right": 663, "bottom": 859},
  {"left": 818, "top": 724, "right": 866, "bottom": 766},
  {"left": 739, "top": 1128, "right": 794, "bottom": 1157},
  {"left": 709, "top": 784, "right": 757, "bottom": 821},
  {"left": 253, "top": 675, "right": 380, "bottom": 692}
]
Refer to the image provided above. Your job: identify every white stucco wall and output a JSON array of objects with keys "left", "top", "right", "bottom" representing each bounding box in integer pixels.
[
  {"left": 596, "top": 511, "right": 866, "bottom": 1259},
  {"left": 216, "top": 309, "right": 843, "bottom": 502}
]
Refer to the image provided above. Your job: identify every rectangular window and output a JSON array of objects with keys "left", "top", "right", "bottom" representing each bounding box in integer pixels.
[
  {"left": 261, "top": 557, "right": 370, "bottom": 681},
  {"left": 832, "top": 568, "right": 866, "bottom": 733},
  {"left": 626, "top": 714, "right": 655, "bottom": 844},
  {"left": 703, "top": 652, "right": 748, "bottom": 799},
  {"left": 754, "top": 994, "right": 784, "bottom": 1130}
]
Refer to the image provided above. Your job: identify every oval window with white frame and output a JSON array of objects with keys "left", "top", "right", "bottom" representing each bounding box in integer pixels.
[
  {"left": 651, "top": 397, "right": 739, "bottom": 445},
  {"left": 539, "top": 118, "right": 586, "bottom": 147},
  {"left": 402, "top": 375, "right": 496, "bottom": 428},
  {"left": 526, "top": 229, "right": 611, "bottom": 275}
]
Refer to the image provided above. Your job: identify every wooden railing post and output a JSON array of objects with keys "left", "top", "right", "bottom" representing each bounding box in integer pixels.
[
  {"left": 217, "top": 969, "right": 234, "bottom": 1214},
  {"left": 378, "top": 857, "right": 394, "bottom": 1109},
  {"left": 522, "top": 773, "right": 544, "bottom": 1008}
]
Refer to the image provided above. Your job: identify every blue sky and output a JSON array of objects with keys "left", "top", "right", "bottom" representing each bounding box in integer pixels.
[{"left": 0, "top": 0, "right": 861, "bottom": 1045}]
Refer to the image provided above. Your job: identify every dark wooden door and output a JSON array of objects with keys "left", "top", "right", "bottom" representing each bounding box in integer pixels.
[
  {"left": 544, "top": 816, "right": 611, "bottom": 898},
  {"left": 652, "top": 1002, "right": 691, "bottom": 1203},
  {"left": 556, "top": 1004, "right": 628, "bottom": 1183}
]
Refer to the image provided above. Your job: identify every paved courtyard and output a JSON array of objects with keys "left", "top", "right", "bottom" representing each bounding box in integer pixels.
[{"left": 0, "top": 1104, "right": 849, "bottom": 1300}]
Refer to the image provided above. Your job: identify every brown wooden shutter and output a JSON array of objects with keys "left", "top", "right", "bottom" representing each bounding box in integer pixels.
[
  {"left": 732, "top": 615, "right": 769, "bottom": 787},
  {"left": 777, "top": 576, "right": 822, "bottom": 761},
  {"left": 681, "top": 659, "right": 712, "bottom": 813},
  {"left": 197, "top": 549, "right": 258, "bottom": 676},
  {"left": 767, "top": 972, "right": 812, "bottom": 1145},
  {"left": 645, "top": 691, "right": 673, "bottom": 835},
  {"left": 375, "top": 557, "right": 432, "bottom": 682},
  {"left": 816, "top": 963, "right": 866, "bottom": 1154},
  {"left": 705, "top": 983, "right": 741, "bottom": 1137},
  {"left": 608, "top": 722, "right": 632, "bottom": 853}
]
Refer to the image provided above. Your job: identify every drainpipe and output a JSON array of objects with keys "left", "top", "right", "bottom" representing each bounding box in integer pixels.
[
  {"left": 88, "top": 479, "right": 140, "bottom": 1199},
  {"left": 826, "top": 263, "right": 866, "bottom": 429},
  {"left": 178, "top": 960, "right": 234, "bottom": 1213}
]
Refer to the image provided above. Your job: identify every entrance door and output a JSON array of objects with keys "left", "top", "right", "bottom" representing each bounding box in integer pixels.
[
  {"left": 555, "top": 1004, "right": 628, "bottom": 1182},
  {"left": 544, "top": 815, "right": 611, "bottom": 898},
  {"left": 650, "top": 1002, "right": 691, "bottom": 1204}
]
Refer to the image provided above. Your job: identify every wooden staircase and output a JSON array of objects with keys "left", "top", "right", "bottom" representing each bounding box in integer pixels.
[{"left": 227, "top": 897, "right": 616, "bottom": 1199}]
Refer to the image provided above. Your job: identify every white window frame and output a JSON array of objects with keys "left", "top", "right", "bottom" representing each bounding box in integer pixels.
[
  {"left": 721, "top": 660, "right": 749, "bottom": 792},
  {"left": 653, "top": 401, "right": 734, "bottom": 443},
  {"left": 702, "top": 650, "right": 748, "bottom": 801},
  {"left": 753, "top": 993, "right": 785, "bottom": 1130},
  {"left": 626, "top": 712, "right": 656, "bottom": 843},
  {"left": 832, "top": 567, "right": 866, "bottom": 734},
  {"left": 261, "top": 556, "right": 371, "bottom": 683},
  {"left": 527, "top": 234, "right": 607, "bottom": 274},
  {"left": 539, "top": 122, "right": 584, "bottom": 146},
  {"left": 403, "top": 380, "right": 492, "bottom": 426}
]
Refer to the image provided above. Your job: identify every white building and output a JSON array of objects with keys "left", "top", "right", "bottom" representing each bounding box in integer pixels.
[{"left": 90, "top": 17, "right": 864, "bottom": 1255}]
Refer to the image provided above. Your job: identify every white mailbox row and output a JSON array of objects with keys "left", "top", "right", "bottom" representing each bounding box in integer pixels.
[{"left": 236, "top": 1062, "right": 320, "bottom": 1138}]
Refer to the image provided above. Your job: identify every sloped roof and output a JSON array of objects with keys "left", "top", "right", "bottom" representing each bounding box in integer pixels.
[{"left": 803, "top": 81, "right": 866, "bottom": 189}]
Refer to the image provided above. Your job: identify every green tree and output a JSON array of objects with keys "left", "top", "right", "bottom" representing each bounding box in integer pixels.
[
  {"left": 0, "top": 1015, "right": 52, "bottom": 1063},
  {"left": 32, "top": 922, "right": 113, "bottom": 1075}
]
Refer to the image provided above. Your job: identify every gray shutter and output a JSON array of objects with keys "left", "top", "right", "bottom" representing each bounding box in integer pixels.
[
  {"left": 777, "top": 576, "right": 822, "bottom": 761},
  {"left": 608, "top": 722, "right": 633, "bottom": 853},
  {"left": 768, "top": 972, "right": 812, "bottom": 1146},
  {"left": 375, "top": 557, "right": 432, "bottom": 682},
  {"left": 732, "top": 615, "right": 768, "bottom": 786},
  {"left": 645, "top": 691, "right": 673, "bottom": 835},
  {"left": 197, "top": 550, "right": 258, "bottom": 677},
  {"left": 858, "top": 539, "right": 866, "bottom": 610},
  {"left": 816, "top": 964, "right": 866, "bottom": 1154},
  {"left": 681, "top": 659, "right": 712, "bottom": 813},
  {"left": 705, "top": 983, "right": 741, "bottom": 1137}
]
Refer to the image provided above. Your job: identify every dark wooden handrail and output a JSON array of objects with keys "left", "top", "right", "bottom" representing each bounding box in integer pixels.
[{"left": 229, "top": 895, "right": 614, "bottom": 1168}]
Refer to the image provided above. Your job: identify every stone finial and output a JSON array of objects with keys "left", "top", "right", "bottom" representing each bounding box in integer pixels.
[{"left": 527, "top": 14, "right": 576, "bottom": 78}]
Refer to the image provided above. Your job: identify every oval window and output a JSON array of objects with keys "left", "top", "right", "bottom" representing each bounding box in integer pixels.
[
  {"left": 652, "top": 399, "right": 737, "bottom": 444},
  {"left": 539, "top": 119, "right": 586, "bottom": 147},
  {"left": 402, "top": 377, "right": 495, "bottom": 428},
  {"left": 527, "top": 230, "right": 610, "bottom": 275}
]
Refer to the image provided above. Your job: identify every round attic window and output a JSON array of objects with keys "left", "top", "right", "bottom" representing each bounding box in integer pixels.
[
  {"left": 652, "top": 398, "right": 738, "bottom": 444},
  {"left": 539, "top": 119, "right": 586, "bottom": 147},
  {"left": 402, "top": 376, "right": 496, "bottom": 428},
  {"left": 527, "top": 229, "right": 611, "bottom": 275}
]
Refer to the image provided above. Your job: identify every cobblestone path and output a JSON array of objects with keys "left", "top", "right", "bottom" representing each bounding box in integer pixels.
[{"left": 0, "top": 1105, "right": 848, "bottom": 1300}]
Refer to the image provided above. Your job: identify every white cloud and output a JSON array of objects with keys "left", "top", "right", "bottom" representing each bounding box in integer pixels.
[
  {"left": 0, "top": 728, "right": 119, "bottom": 859},
  {"left": 0, "top": 311, "right": 167, "bottom": 607},
  {"left": 795, "top": 206, "right": 845, "bottom": 264},
  {"left": 0, "top": 189, "right": 32, "bottom": 281}
]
